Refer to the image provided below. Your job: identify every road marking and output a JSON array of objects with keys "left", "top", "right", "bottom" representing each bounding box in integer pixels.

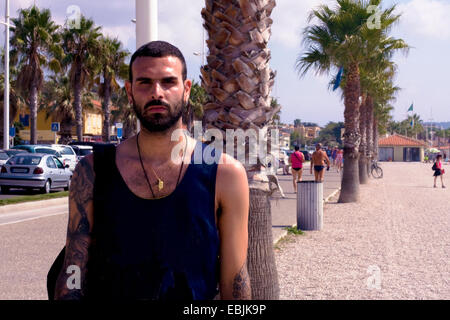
[{"left": 0, "top": 205, "right": 68, "bottom": 226}]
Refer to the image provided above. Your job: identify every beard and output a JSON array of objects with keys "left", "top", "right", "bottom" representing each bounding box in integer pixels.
[{"left": 132, "top": 95, "right": 185, "bottom": 133}]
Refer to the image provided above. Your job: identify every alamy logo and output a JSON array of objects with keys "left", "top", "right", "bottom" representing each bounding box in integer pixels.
[
  {"left": 66, "top": 5, "right": 81, "bottom": 29},
  {"left": 66, "top": 265, "right": 81, "bottom": 290},
  {"left": 366, "top": 265, "right": 381, "bottom": 290},
  {"left": 367, "top": 5, "right": 382, "bottom": 30},
  {"left": 170, "top": 121, "right": 280, "bottom": 169}
]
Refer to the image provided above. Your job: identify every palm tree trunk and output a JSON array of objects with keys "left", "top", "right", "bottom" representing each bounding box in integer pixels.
[
  {"left": 102, "top": 77, "right": 111, "bottom": 142},
  {"left": 358, "top": 96, "right": 368, "bottom": 184},
  {"left": 365, "top": 95, "right": 374, "bottom": 175},
  {"left": 201, "top": 0, "right": 279, "bottom": 298},
  {"left": 373, "top": 118, "right": 379, "bottom": 161},
  {"left": 29, "top": 84, "right": 38, "bottom": 144},
  {"left": 248, "top": 188, "right": 279, "bottom": 299},
  {"left": 60, "top": 119, "right": 73, "bottom": 144},
  {"left": 338, "top": 63, "right": 361, "bottom": 203},
  {"left": 73, "top": 74, "right": 83, "bottom": 142}
]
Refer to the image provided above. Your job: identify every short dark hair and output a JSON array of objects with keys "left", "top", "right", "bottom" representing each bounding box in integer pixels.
[
  {"left": 129, "top": 41, "right": 187, "bottom": 82},
  {"left": 294, "top": 145, "right": 300, "bottom": 151},
  {"left": 436, "top": 154, "right": 442, "bottom": 160}
]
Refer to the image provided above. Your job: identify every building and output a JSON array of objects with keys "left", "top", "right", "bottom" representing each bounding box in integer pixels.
[
  {"left": 279, "top": 132, "right": 290, "bottom": 149},
  {"left": 378, "top": 134, "right": 427, "bottom": 162},
  {"left": 14, "top": 99, "right": 116, "bottom": 143},
  {"left": 295, "top": 125, "right": 321, "bottom": 140}
]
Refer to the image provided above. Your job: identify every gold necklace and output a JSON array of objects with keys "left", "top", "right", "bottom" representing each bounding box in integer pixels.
[{"left": 136, "top": 132, "right": 188, "bottom": 196}]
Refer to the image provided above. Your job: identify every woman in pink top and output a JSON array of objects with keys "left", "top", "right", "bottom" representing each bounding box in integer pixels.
[
  {"left": 433, "top": 154, "right": 446, "bottom": 188},
  {"left": 290, "top": 146, "right": 304, "bottom": 192},
  {"left": 335, "top": 149, "right": 343, "bottom": 173}
]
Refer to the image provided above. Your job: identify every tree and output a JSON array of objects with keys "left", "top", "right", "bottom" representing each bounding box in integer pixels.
[
  {"left": 96, "top": 36, "right": 129, "bottom": 142},
  {"left": 297, "top": 0, "right": 406, "bottom": 202},
  {"left": 185, "top": 80, "right": 207, "bottom": 132},
  {"left": 40, "top": 74, "right": 94, "bottom": 144},
  {"left": 201, "top": 0, "right": 279, "bottom": 299},
  {"left": 316, "top": 121, "right": 344, "bottom": 146},
  {"left": 358, "top": 33, "right": 408, "bottom": 182},
  {"left": 10, "top": 6, "right": 62, "bottom": 144},
  {"left": 0, "top": 61, "right": 26, "bottom": 143},
  {"left": 111, "top": 86, "right": 136, "bottom": 140},
  {"left": 294, "top": 119, "right": 301, "bottom": 127},
  {"left": 61, "top": 16, "right": 101, "bottom": 142},
  {"left": 270, "top": 98, "right": 281, "bottom": 123}
]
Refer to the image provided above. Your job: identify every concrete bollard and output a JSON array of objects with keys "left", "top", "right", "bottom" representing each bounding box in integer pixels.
[{"left": 297, "top": 181, "right": 323, "bottom": 230}]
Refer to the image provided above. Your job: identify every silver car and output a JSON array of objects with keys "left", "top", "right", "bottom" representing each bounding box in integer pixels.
[{"left": 0, "top": 153, "right": 72, "bottom": 194}]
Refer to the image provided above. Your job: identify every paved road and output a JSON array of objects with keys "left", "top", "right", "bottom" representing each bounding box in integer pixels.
[
  {"left": 275, "top": 162, "right": 450, "bottom": 299},
  {"left": 0, "top": 206, "right": 67, "bottom": 299},
  {"left": 271, "top": 165, "right": 342, "bottom": 243}
]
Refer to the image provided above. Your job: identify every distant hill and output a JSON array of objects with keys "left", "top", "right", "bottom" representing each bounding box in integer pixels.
[{"left": 423, "top": 122, "right": 450, "bottom": 129}]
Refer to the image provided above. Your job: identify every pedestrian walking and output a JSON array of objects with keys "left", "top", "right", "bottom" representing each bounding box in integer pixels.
[
  {"left": 335, "top": 149, "right": 343, "bottom": 173},
  {"left": 331, "top": 147, "right": 337, "bottom": 167},
  {"left": 290, "top": 145, "right": 304, "bottom": 192},
  {"left": 50, "top": 41, "right": 251, "bottom": 300},
  {"left": 310, "top": 143, "right": 331, "bottom": 182},
  {"left": 433, "top": 154, "right": 446, "bottom": 188}
]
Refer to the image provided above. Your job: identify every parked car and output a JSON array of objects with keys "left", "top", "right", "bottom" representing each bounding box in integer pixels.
[
  {"left": 300, "top": 150, "right": 311, "bottom": 161},
  {"left": 70, "top": 145, "right": 93, "bottom": 161},
  {"left": 0, "top": 153, "right": 72, "bottom": 194},
  {"left": 0, "top": 150, "right": 10, "bottom": 166},
  {"left": 4, "top": 149, "right": 30, "bottom": 158},
  {"left": 45, "top": 144, "right": 78, "bottom": 171},
  {"left": 12, "top": 145, "right": 65, "bottom": 165}
]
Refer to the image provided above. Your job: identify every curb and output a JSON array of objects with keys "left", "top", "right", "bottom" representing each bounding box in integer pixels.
[
  {"left": 273, "top": 188, "right": 341, "bottom": 246},
  {"left": 0, "top": 197, "right": 68, "bottom": 214}
]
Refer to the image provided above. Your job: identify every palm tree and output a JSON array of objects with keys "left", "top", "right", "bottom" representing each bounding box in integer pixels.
[
  {"left": 406, "top": 113, "right": 423, "bottom": 138},
  {"left": 111, "top": 86, "right": 136, "bottom": 140},
  {"left": 0, "top": 59, "right": 26, "bottom": 143},
  {"left": 96, "top": 36, "right": 129, "bottom": 142},
  {"left": 10, "top": 6, "right": 62, "bottom": 144},
  {"left": 185, "top": 80, "right": 207, "bottom": 132},
  {"left": 61, "top": 16, "right": 101, "bottom": 142},
  {"left": 201, "top": 0, "right": 279, "bottom": 299},
  {"left": 270, "top": 98, "right": 281, "bottom": 123},
  {"left": 40, "top": 74, "right": 94, "bottom": 144},
  {"left": 297, "top": 0, "right": 406, "bottom": 202}
]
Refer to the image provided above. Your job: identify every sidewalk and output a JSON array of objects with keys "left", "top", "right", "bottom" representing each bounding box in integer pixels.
[
  {"left": 275, "top": 162, "right": 450, "bottom": 299},
  {"left": 270, "top": 165, "right": 341, "bottom": 244}
]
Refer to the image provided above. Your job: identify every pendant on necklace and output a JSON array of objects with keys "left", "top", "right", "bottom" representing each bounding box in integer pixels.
[{"left": 158, "top": 179, "right": 164, "bottom": 191}]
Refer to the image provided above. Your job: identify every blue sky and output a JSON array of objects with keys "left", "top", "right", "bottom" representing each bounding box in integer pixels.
[{"left": 4, "top": 0, "right": 450, "bottom": 126}]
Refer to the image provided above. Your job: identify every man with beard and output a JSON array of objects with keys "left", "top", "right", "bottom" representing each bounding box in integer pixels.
[{"left": 52, "top": 41, "right": 251, "bottom": 300}]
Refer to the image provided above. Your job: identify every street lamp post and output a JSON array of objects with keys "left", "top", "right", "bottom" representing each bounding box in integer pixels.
[
  {"left": 193, "top": 29, "right": 206, "bottom": 66},
  {"left": 1, "top": 0, "right": 12, "bottom": 149},
  {"left": 134, "top": 0, "right": 158, "bottom": 133}
]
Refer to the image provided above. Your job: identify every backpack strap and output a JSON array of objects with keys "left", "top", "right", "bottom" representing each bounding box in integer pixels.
[{"left": 294, "top": 151, "right": 303, "bottom": 162}]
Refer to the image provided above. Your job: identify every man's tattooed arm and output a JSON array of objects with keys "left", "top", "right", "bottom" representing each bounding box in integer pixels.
[
  {"left": 232, "top": 262, "right": 251, "bottom": 299},
  {"left": 54, "top": 155, "right": 95, "bottom": 300}
]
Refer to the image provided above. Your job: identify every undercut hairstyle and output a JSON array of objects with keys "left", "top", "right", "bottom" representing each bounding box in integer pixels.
[{"left": 128, "top": 40, "right": 187, "bottom": 82}]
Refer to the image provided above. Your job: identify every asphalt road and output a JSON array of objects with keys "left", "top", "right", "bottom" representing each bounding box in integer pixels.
[{"left": 0, "top": 206, "right": 67, "bottom": 299}]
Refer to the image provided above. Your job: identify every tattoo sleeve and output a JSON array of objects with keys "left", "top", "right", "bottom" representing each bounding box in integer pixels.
[
  {"left": 232, "top": 262, "right": 251, "bottom": 300},
  {"left": 54, "top": 157, "right": 95, "bottom": 300}
]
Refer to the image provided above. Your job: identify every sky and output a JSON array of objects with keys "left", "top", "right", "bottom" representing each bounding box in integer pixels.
[{"left": 3, "top": 0, "right": 450, "bottom": 127}]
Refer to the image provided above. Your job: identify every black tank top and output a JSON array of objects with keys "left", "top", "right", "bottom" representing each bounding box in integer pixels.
[{"left": 85, "top": 142, "right": 220, "bottom": 300}]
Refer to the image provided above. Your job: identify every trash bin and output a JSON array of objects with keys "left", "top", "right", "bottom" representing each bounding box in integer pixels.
[{"left": 297, "top": 181, "right": 323, "bottom": 230}]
